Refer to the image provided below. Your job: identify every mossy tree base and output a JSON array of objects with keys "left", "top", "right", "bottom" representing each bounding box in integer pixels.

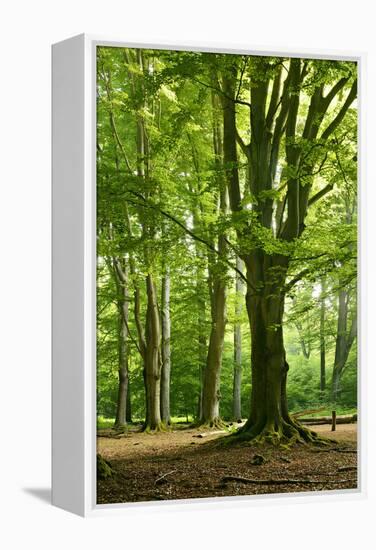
[
  {"left": 97, "top": 454, "right": 114, "bottom": 479},
  {"left": 113, "top": 423, "right": 128, "bottom": 433},
  {"left": 196, "top": 417, "right": 227, "bottom": 430},
  {"left": 142, "top": 421, "right": 170, "bottom": 433},
  {"left": 221, "top": 417, "right": 333, "bottom": 447}
]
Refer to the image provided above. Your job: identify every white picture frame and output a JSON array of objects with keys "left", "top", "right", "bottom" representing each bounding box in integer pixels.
[{"left": 52, "top": 33, "right": 366, "bottom": 517}]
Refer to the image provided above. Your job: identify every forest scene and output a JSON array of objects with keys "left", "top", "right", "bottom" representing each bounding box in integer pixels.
[{"left": 96, "top": 46, "right": 358, "bottom": 505}]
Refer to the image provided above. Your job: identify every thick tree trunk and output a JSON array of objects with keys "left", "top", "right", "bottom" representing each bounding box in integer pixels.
[
  {"left": 238, "top": 254, "right": 320, "bottom": 444},
  {"left": 232, "top": 256, "right": 243, "bottom": 422},
  {"left": 143, "top": 274, "right": 163, "bottom": 431},
  {"left": 160, "top": 270, "right": 171, "bottom": 424}
]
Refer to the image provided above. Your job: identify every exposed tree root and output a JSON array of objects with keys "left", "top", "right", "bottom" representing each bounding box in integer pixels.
[
  {"left": 155, "top": 469, "right": 177, "bottom": 485},
  {"left": 338, "top": 466, "right": 357, "bottom": 472},
  {"left": 311, "top": 448, "right": 357, "bottom": 454},
  {"left": 195, "top": 418, "right": 227, "bottom": 431},
  {"left": 112, "top": 423, "right": 128, "bottom": 434},
  {"left": 142, "top": 421, "right": 169, "bottom": 434},
  {"left": 217, "top": 416, "right": 333, "bottom": 448},
  {"left": 221, "top": 475, "right": 357, "bottom": 486},
  {"left": 193, "top": 430, "right": 227, "bottom": 439}
]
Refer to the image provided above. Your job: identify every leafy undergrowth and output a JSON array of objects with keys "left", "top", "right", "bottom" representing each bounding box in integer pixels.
[{"left": 96, "top": 423, "right": 357, "bottom": 504}]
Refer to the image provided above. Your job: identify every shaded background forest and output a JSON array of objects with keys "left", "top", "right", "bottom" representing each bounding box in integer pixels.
[{"left": 96, "top": 47, "right": 357, "bottom": 427}]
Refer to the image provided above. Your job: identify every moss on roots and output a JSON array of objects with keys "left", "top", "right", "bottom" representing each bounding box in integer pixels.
[
  {"left": 113, "top": 423, "right": 128, "bottom": 433},
  {"left": 217, "top": 417, "right": 334, "bottom": 448},
  {"left": 97, "top": 454, "right": 114, "bottom": 479},
  {"left": 142, "top": 421, "right": 169, "bottom": 433},
  {"left": 195, "top": 417, "right": 227, "bottom": 430}
]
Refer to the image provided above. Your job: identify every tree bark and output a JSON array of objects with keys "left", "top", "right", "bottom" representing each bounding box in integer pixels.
[
  {"left": 331, "top": 288, "right": 356, "bottom": 401},
  {"left": 112, "top": 258, "right": 130, "bottom": 430},
  {"left": 232, "top": 256, "right": 243, "bottom": 421},
  {"left": 199, "top": 89, "right": 228, "bottom": 427},
  {"left": 126, "top": 379, "right": 132, "bottom": 423},
  {"left": 160, "top": 269, "right": 171, "bottom": 424},
  {"left": 236, "top": 253, "right": 316, "bottom": 443},
  {"left": 196, "top": 258, "right": 207, "bottom": 420},
  {"left": 200, "top": 262, "right": 227, "bottom": 426},
  {"left": 320, "top": 277, "right": 326, "bottom": 393},
  {"left": 143, "top": 274, "right": 163, "bottom": 430}
]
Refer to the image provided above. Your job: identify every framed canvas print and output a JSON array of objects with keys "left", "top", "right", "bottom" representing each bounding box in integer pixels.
[{"left": 52, "top": 34, "right": 365, "bottom": 516}]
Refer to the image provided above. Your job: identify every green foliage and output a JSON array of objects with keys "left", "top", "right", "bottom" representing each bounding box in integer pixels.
[{"left": 96, "top": 46, "right": 357, "bottom": 425}]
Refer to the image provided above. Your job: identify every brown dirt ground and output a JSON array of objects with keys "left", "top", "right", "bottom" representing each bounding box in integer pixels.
[{"left": 96, "top": 423, "right": 357, "bottom": 504}]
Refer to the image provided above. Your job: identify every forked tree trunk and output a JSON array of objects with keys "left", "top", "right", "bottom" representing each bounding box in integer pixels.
[
  {"left": 160, "top": 270, "right": 171, "bottom": 424},
  {"left": 232, "top": 256, "right": 243, "bottom": 422},
  {"left": 144, "top": 274, "right": 163, "bottom": 431}
]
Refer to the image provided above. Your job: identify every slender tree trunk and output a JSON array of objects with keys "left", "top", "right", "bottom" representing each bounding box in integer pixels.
[
  {"left": 232, "top": 256, "right": 243, "bottom": 422},
  {"left": 320, "top": 277, "right": 326, "bottom": 394},
  {"left": 126, "top": 379, "right": 132, "bottom": 423},
  {"left": 200, "top": 266, "right": 227, "bottom": 426},
  {"left": 144, "top": 274, "right": 163, "bottom": 430},
  {"left": 331, "top": 288, "right": 357, "bottom": 402},
  {"left": 196, "top": 275, "right": 207, "bottom": 420},
  {"left": 160, "top": 269, "right": 171, "bottom": 424},
  {"left": 194, "top": 225, "right": 207, "bottom": 421},
  {"left": 112, "top": 259, "right": 130, "bottom": 430},
  {"left": 199, "top": 89, "right": 227, "bottom": 427},
  {"left": 295, "top": 319, "right": 311, "bottom": 359}
]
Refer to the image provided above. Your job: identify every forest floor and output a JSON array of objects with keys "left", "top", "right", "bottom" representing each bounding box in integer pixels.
[{"left": 96, "top": 422, "right": 357, "bottom": 504}]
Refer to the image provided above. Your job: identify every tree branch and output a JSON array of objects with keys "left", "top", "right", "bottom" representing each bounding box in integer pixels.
[
  {"left": 320, "top": 80, "right": 357, "bottom": 141},
  {"left": 123, "top": 193, "right": 254, "bottom": 290},
  {"left": 235, "top": 129, "right": 250, "bottom": 157},
  {"left": 308, "top": 182, "right": 334, "bottom": 206}
]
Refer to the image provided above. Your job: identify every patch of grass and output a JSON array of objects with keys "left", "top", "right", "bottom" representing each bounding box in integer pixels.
[
  {"left": 97, "top": 416, "right": 115, "bottom": 429},
  {"left": 97, "top": 415, "right": 194, "bottom": 430}
]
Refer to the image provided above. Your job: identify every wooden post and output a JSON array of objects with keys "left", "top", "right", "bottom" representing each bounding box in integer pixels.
[{"left": 331, "top": 410, "right": 337, "bottom": 431}]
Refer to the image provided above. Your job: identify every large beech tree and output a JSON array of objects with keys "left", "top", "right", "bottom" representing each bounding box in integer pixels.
[{"left": 219, "top": 56, "right": 357, "bottom": 442}]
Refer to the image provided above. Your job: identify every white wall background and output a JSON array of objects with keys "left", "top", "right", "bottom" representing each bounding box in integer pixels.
[{"left": 1, "top": 0, "right": 375, "bottom": 547}]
